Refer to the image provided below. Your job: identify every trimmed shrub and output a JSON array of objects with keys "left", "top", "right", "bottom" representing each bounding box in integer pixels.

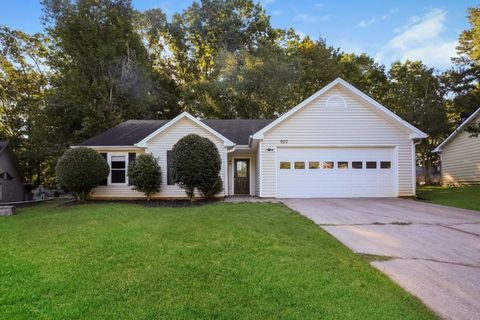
[
  {"left": 128, "top": 154, "right": 161, "bottom": 200},
  {"left": 171, "top": 134, "right": 223, "bottom": 199},
  {"left": 55, "top": 147, "right": 109, "bottom": 200},
  {"left": 199, "top": 175, "right": 223, "bottom": 199}
]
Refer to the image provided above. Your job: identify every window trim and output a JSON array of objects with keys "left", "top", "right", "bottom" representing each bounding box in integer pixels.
[{"left": 108, "top": 152, "right": 129, "bottom": 185}]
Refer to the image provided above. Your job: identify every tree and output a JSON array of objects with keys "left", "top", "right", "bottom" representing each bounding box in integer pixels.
[
  {"left": 441, "top": 7, "right": 480, "bottom": 127},
  {"left": 55, "top": 147, "right": 110, "bottom": 200},
  {"left": 166, "top": 0, "right": 275, "bottom": 83},
  {"left": 456, "top": 7, "right": 480, "bottom": 67},
  {"left": 171, "top": 134, "right": 222, "bottom": 199},
  {"left": 288, "top": 36, "right": 340, "bottom": 102},
  {"left": 338, "top": 53, "right": 390, "bottom": 105},
  {"left": 386, "top": 60, "right": 450, "bottom": 184},
  {"left": 128, "top": 154, "right": 161, "bottom": 200},
  {"left": 42, "top": 0, "right": 178, "bottom": 147},
  {"left": 0, "top": 26, "right": 56, "bottom": 186}
]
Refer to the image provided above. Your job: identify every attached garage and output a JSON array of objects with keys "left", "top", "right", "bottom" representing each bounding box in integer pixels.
[
  {"left": 253, "top": 78, "right": 428, "bottom": 198},
  {"left": 277, "top": 147, "right": 396, "bottom": 198}
]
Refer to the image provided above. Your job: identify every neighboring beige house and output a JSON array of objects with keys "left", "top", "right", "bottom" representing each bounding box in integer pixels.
[
  {"left": 433, "top": 107, "right": 480, "bottom": 186},
  {"left": 75, "top": 78, "right": 427, "bottom": 199}
]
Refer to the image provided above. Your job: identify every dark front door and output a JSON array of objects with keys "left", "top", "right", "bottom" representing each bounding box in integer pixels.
[{"left": 234, "top": 159, "right": 250, "bottom": 195}]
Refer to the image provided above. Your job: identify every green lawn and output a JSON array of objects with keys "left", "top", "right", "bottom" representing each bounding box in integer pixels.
[
  {"left": 0, "top": 201, "right": 436, "bottom": 319},
  {"left": 417, "top": 185, "right": 480, "bottom": 211}
]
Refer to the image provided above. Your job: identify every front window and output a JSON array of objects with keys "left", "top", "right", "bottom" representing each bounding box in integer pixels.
[{"left": 110, "top": 155, "right": 126, "bottom": 184}]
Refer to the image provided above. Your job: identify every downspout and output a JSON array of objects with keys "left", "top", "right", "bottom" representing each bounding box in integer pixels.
[{"left": 413, "top": 139, "right": 422, "bottom": 196}]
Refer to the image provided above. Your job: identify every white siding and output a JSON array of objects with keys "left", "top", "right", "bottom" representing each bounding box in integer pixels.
[
  {"left": 441, "top": 116, "right": 480, "bottom": 185},
  {"left": 259, "top": 84, "right": 416, "bottom": 197},
  {"left": 90, "top": 149, "right": 145, "bottom": 199},
  {"left": 91, "top": 117, "right": 227, "bottom": 199}
]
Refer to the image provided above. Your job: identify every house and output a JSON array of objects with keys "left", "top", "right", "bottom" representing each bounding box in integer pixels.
[
  {"left": 0, "top": 141, "right": 26, "bottom": 203},
  {"left": 433, "top": 107, "right": 480, "bottom": 185},
  {"left": 76, "top": 78, "right": 427, "bottom": 199}
]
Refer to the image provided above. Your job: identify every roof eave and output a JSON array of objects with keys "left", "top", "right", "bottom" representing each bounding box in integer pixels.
[
  {"left": 433, "top": 107, "right": 480, "bottom": 153},
  {"left": 135, "top": 112, "right": 235, "bottom": 148}
]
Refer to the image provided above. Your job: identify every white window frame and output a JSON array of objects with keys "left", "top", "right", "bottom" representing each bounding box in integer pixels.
[{"left": 107, "top": 152, "right": 129, "bottom": 185}]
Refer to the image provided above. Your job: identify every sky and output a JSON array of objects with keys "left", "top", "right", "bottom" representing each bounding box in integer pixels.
[{"left": 0, "top": 0, "right": 477, "bottom": 70}]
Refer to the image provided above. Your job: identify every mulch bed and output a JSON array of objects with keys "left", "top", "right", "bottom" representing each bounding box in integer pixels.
[{"left": 60, "top": 198, "right": 221, "bottom": 208}]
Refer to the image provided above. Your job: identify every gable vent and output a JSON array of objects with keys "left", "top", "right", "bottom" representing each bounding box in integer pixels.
[{"left": 326, "top": 95, "right": 347, "bottom": 108}]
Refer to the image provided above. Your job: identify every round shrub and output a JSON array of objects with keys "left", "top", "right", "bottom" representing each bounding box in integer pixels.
[
  {"left": 128, "top": 154, "right": 161, "bottom": 200},
  {"left": 55, "top": 147, "right": 110, "bottom": 200},
  {"left": 171, "top": 134, "right": 223, "bottom": 199}
]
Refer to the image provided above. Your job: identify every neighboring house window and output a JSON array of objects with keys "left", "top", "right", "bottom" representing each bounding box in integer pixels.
[
  {"left": 167, "top": 150, "right": 174, "bottom": 185},
  {"left": 109, "top": 154, "right": 128, "bottom": 184}
]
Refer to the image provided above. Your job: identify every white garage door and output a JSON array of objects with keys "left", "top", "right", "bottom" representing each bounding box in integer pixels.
[{"left": 277, "top": 147, "right": 396, "bottom": 198}]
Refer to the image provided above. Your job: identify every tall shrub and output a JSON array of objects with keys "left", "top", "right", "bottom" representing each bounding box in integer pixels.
[
  {"left": 128, "top": 154, "right": 161, "bottom": 200},
  {"left": 171, "top": 134, "right": 223, "bottom": 199},
  {"left": 55, "top": 147, "right": 109, "bottom": 200}
]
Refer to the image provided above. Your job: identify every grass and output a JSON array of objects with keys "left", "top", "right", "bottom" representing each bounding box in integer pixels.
[
  {"left": 0, "top": 200, "right": 436, "bottom": 319},
  {"left": 417, "top": 185, "right": 480, "bottom": 211}
]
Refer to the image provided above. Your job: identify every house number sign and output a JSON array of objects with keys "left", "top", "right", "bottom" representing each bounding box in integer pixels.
[{"left": 280, "top": 139, "right": 288, "bottom": 144}]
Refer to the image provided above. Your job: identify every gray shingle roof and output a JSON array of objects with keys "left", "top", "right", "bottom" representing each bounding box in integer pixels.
[{"left": 78, "top": 119, "right": 273, "bottom": 146}]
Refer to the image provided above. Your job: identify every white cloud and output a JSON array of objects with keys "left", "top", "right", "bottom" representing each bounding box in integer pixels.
[
  {"left": 376, "top": 8, "right": 458, "bottom": 69},
  {"left": 293, "top": 14, "right": 329, "bottom": 23},
  {"left": 389, "top": 8, "right": 445, "bottom": 49},
  {"left": 357, "top": 8, "right": 397, "bottom": 28}
]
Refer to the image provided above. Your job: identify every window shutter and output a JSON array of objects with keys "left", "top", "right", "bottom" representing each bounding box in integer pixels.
[
  {"left": 128, "top": 153, "right": 136, "bottom": 186},
  {"left": 167, "top": 150, "right": 173, "bottom": 185},
  {"left": 100, "top": 153, "right": 108, "bottom": 185}
]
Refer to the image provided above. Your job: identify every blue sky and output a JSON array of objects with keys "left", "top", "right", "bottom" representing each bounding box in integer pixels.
[{"left": 1, "top": 0, "right": 476, "bottom": 69}]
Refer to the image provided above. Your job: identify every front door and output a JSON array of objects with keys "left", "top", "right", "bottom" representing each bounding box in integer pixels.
[{"left": 234, "top": 159, "right": 250, "bottom": 195}]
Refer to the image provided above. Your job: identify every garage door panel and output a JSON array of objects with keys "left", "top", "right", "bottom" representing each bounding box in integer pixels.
[{"left": 277, "top": 147, "right": 396, "bottom": 198}]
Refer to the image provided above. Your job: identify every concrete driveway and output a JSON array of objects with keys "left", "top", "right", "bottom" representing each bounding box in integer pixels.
[{"left": 282, "top": 198, "right": 480, "bottom": 320}]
